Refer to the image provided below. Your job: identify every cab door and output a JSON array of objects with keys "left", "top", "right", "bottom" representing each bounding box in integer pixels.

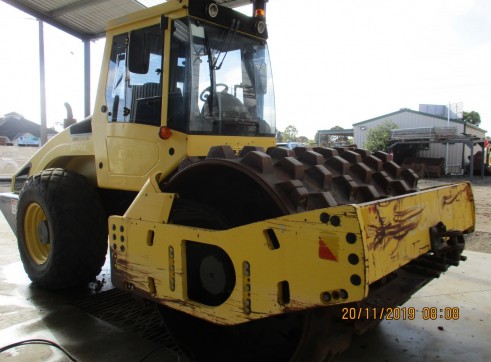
[{"left": 94, "top": 23, "right": 166, "bottom": 191}]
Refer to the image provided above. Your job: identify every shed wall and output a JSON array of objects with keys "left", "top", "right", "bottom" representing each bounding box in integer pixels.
[{"left": 353, "top": 111, "right": 486, "bottom": 174}]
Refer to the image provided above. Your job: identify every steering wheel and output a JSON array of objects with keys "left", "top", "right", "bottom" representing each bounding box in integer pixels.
[{"left": 200, "top": 83, "right": 229, "bottom": 102}]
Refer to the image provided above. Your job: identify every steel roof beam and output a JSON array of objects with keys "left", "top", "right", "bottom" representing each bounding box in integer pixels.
[{"left": 50, "top": 0, "right": 113, "bottom": 18}]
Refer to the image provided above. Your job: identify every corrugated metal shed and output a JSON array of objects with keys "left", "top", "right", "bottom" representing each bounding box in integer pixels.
[
  {"left": 353, "top": 108, "right": 487, "bottom": 174},
  {"left": 1, "top": 0, "right": 251, "bottom": 40}
]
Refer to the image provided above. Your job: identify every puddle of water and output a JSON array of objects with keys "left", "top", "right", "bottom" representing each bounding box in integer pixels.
[{"left": 1, "top": 261, "right": 30, "bottom": 285}]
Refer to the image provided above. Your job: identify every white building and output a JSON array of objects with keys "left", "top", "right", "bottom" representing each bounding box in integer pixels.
[{"left": 353, "top": 107, "right": 486, "bottom": 174}]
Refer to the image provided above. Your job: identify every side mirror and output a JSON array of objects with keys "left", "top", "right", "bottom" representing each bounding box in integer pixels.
[{"left": 128, "top": 29, "right": 150, "bottom": 74}]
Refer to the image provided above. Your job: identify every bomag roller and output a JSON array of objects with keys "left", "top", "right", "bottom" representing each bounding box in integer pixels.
[{"left": 0, "top": 0, "right": 476, "bottom": 360}]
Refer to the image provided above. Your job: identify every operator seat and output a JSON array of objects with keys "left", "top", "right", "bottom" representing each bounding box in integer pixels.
[
  {"left": 133, "top": 82, "right": 162, "bottom": 126},
  {"left": 202, "top": 91, "right": 247, "bottom": 119}
]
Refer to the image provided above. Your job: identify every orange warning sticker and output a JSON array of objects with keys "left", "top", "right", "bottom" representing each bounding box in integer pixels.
[{"left": 319, "top": 237, "right": 337, "bottom": 261}]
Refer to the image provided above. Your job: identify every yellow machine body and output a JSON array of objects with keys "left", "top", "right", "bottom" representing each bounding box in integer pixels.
[
  {"left": 110, "top": 177, "right": 474, "bottom": 325},
  {"left": 2, "top": 0, "right": 477, "bottom": 359},
  {"left": 12, "top": 0, "right": 276, "bottom": 193}
]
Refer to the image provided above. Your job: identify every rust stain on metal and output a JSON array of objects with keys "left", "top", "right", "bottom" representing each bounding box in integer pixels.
[
  {"left": 367, "top": 205, "right": 378, "bottom": 215},
  {"left": 442, "top": 187, "right": 465, "bottom": 206},
  {"left": 465, "top": 184, "right": 474, "bottom": 202},
  {"left": 368, "top": 203, "right": 423, "bottom": 251}
]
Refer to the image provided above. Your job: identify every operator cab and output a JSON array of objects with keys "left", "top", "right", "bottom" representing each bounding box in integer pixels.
[
  {"left": 168, "top": 18, "right": 275, "bottom": 137},
  {"left": 104, "top": 3, "right": 276, "bottom": 138}
]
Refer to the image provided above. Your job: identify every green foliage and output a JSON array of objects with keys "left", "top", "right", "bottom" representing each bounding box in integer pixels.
[
  {"left": 280, "top": 125, "right": 312, "bottom": 145},
  {"left": 282, "top": 125, "right": 298, "bottom": 141},
  {"left": 462, "top": 111, "right": 481, "bottom": 127},
  {"left": 297, "top": 135, "right": 309, "bottom": 144},
  {"left": 364, "top": 120, "right": 398, "bottom": 153}
]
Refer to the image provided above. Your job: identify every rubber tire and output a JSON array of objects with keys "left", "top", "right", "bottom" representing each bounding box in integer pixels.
[{"left": 17, "top": 168, "right": 108, "bottom": 290}]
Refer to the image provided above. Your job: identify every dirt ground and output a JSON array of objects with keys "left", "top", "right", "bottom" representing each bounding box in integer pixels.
[{"left": 418, "top": 176, "right": 491, "bottom": 254}]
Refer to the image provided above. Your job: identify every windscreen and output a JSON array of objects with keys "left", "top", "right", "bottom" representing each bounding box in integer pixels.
[{"left": 168, "top": 18, "right": 276, "bottom": 136}]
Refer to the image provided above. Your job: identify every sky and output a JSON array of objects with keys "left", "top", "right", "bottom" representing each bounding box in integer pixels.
[{"left": 0, "top": 0, "right": 490, "bottom": 139}]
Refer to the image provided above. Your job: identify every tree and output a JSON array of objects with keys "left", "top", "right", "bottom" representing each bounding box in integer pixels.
[
  {"left": 282, "top": 125, "right": 298, "bottom": 141},
  {"left": 297, "top": 135, "right": 309, "bottom": 144},
  {"left": 364, "top": 120, "right": 398, "bottom": 153},
  {"left": 462, "top": 111, "right": 481, "bottom": 127}
]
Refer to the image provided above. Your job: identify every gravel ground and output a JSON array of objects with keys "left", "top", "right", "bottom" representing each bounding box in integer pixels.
[{"left": 419, "top": 176, "right": 491, "bottom": 254}]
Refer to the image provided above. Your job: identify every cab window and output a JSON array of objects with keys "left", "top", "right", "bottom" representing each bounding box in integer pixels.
[{"left": 105, "top": 25, "right": 163, "bottom": 126}]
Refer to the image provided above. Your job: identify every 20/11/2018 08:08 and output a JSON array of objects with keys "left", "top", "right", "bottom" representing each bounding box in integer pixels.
[{"left": 341, "top": 307, "right": 460, "bottom": 321}]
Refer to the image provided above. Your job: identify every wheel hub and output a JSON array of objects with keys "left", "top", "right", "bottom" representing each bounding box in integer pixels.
[
  {"left": 199, "top": 254, "right": 227, "bottom": 295},
  {"left": 37, "top": 220, "right": 50, "bottom": 245},
  {"left": 24, "top": 202, "right": 51, "bottom": 265},
  {"left": 186, "top": 241, "right": 235, "bottom": 306}
]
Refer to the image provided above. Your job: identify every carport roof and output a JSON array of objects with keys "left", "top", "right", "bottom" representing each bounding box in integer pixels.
[{"left": 1, "top": 0, "right": 251, "bottom": 40}]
